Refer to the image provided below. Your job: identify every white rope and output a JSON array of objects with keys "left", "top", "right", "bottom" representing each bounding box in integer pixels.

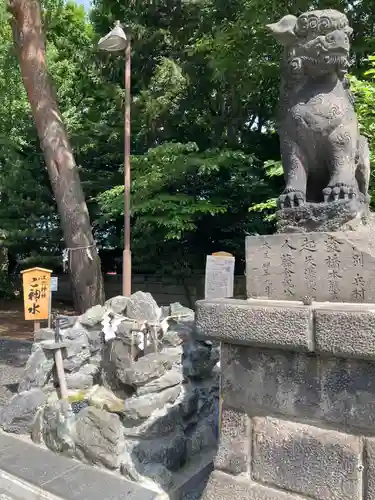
[
  {"left": 100, "top": 310, "right": 193, "bottom": 354},
  {"left": 110, "top": 312, "right": 192, "bottom": 330},
  {"left": 62, "top": 244, "right": 95, "bottom": 272}
]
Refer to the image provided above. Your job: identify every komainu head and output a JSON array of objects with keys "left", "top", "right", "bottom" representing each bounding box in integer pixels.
[{"left": 267, "top": 10, "right": 352, "bottom": 78}]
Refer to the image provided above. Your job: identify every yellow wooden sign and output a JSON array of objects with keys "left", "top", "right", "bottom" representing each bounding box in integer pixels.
[{"left": 21, "top": 267, "right": 52, "bottom": 321}]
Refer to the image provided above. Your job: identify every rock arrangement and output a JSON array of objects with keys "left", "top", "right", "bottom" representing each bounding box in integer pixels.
[{"left": 0, "top": 292, "right": 219, "bottom": 492}]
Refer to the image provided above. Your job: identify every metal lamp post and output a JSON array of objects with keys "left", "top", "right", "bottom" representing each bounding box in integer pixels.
[{"left": 98, "top": 21, "right": 132, "bottom": 297}]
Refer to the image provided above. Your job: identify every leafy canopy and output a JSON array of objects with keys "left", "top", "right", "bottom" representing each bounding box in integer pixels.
[{"left": 0, "top": 0, "right": 374, "bottom": 284}]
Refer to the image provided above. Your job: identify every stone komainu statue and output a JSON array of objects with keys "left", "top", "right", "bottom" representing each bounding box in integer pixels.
[{"left": 267, "top": 10, "right": 371, "bottom": 210}]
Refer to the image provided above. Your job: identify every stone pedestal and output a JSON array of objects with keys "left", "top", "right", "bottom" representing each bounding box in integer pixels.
[{"left": 196, "top": 298, "right": 375, "bottom": 500}]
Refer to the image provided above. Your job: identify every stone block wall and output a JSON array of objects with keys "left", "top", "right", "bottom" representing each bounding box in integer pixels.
[{"left": 195, "top": 298, "right": 375, "bottom": 500}]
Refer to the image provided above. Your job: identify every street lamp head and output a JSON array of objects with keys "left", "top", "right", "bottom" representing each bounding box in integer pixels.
[{"left": 98, "top": 21, "right": 127, "bottom": 52}]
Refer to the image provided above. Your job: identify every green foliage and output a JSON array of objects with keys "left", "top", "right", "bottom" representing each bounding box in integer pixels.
[
  {"left": 347, "top": 56, "right": 375, "bottom": 208},
  {"left": 248, "top": 160, "right": 283, "bottom": 222},
  {"left": 350, "top": 57, "right": 375, "bottom": 165},
  {"left": 99, "top": 142, "right": 227, "bottom": 240},
  {"left": 0, "top": 0, "right": 99, "bottom": 260},
  {"left": 97, "top": 142, "right": 278, "bottom": 272},
  {"left": 1, "top": 0, "right": 375, "bottom": 279},
  {"left": 0, "top": 237, "right": 14, "bottom": 299},
  {"left": 0, "top": 16, "right": 51, "bottom": 261}
]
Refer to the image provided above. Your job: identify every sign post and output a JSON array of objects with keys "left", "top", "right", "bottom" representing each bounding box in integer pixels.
[
  {"left": 204, "top": 251, "right": 235, "bottom": 300},
  {"left": 204, "top": 251, "right": 235, "bottom": 434},
  {"left": 21, "top": 267, "right": 52, "bottom": 332}
]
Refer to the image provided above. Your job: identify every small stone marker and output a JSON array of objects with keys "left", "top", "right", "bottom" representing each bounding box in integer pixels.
[
  {"left": 21, "top": 267, "right": 52, "bottom": 332},
  {"left": 205, "top": 252, "right": 235, "bottom": 300},
  {"left": 246, "top": 232, "right": 374, "bottom": 303}
]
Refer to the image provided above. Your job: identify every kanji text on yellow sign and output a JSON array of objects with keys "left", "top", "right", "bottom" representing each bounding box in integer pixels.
[{"left": 21, "top": 267, "right": 52, "bottom": 321}]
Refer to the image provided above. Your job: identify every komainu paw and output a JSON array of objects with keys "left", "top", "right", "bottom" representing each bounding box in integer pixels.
[
  {"left": 278, "top": 190, "right": 305, "bottom": 208},
  {"left": 322, "top": 184, "right": 355, "bottom": 202}
]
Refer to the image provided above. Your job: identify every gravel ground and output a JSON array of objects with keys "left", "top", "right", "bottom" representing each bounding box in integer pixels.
[
  {"left": 0, "top": 340, "right": 29, "bottom": 410},
  {"left": 0, "top": 338, "right": 31, "bottom": 411},
  {"left": 0, "top": 362, "right": 24, "bottom": 410}
]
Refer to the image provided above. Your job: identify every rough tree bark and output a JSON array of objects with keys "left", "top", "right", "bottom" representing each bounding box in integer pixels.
[{"left": 8, "top": 0, "right": 105, "bottom": 313}]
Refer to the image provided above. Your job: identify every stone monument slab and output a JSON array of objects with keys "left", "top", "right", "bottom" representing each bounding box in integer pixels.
[{"left": 246, "top": 230, "right": 375, "bottom": 303}]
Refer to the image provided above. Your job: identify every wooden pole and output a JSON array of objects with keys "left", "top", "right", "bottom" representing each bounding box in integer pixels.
[{"left": 54, "top": 348, "right": 68, "bottom": 399}]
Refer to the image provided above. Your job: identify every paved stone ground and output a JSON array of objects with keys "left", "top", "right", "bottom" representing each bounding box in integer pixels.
[{"left": 0, "top": 486, "right": 206, "bottom": 500}]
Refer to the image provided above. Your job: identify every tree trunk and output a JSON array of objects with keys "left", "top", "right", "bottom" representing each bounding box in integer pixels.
[{"left": 8, "top": 0, "right": 105, "bottom": 313}]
